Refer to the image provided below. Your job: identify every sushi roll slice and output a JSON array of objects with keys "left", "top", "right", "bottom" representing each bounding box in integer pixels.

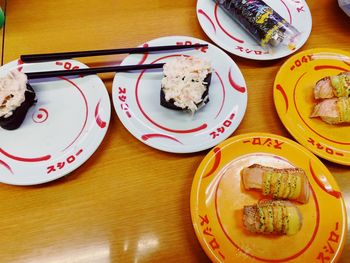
[
  {"left": 310, "top": 97, "right": 350, "bottom": 125},
  {"left": 214, "top": 0, "right": 300, "bottom": 50},
  {"left": 314, "top": 72, "right": 350, "bottom": 99},
  {"left": 0, "top": 70, "right": 36, "bottom": 130},
  {"left": 160, "top": 56, "right": 212, "bottom": 114},
  {"left": 243, "top": 200, "right": 302, "bottom": 235},
  {"left": 241, "top": 164, "right": 310, "bottom": 204}
]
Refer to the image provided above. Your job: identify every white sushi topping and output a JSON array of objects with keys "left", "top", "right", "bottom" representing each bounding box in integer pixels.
[
  {"left": 0, "top": 70, "right": 28, "bottom": 118},
  {"left": 161, "top": 56, "right": 212, "bottom": 113}
]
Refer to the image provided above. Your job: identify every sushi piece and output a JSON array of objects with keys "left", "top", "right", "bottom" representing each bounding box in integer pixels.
[
  {"left": 214, "top": 0, "right": 300, "bottom": 50},
  {"left": 243, "top": 200, "right": 302, "bottom": 235},
  {"left": 0, "top": 70, "right": 36, "bottom": 130},
  {"left": 160, "top": 56, "right": 212, "bottom": 114},
  {"left": 310, "top": 97, "right": 350, "bottom": 124},
  {"left": 241, "top": 164, "right": 310, "bottom": 204},
  {"left": 314, "top": 72, "right": 350, "bottom": 99}
]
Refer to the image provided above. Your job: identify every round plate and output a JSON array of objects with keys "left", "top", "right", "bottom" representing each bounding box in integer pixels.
[
  {"left": 112, "top": 36, "right": 247, "bottom": 153},
  {"left": 196, "top": 0, "right": 312, "bottom": 60},
  {"left": 0, "top": 59, "right": 110, "bottom": 185},
  {"left": 274, "top": 48, "right": 350, "bottom": 165},
  {"left": 191, "top": 133, "right": 347, "bottom": 262}
]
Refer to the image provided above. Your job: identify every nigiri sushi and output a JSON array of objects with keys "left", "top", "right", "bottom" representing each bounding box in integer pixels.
[
  {"left": 310, "top": 97, "right": 350, "bottom": 124},
  {"left": 241, "top": 164, "right": 310, "bottom": 204},
  {"left": 160, "top": 56, "right": 212, "bottom": 114},
  {"left": 243, "top": 200, "right": 302, "bottom": 235},
  {"left": 314, "top": 72, "right": 350, "bottom": 99},
  {"left": 0, "top": 70, "right": 36, "bottom": 130}
]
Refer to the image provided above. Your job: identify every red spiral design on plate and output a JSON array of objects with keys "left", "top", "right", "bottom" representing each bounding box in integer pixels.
[
  {"left": 95, "top": 100, "right": 107, "bottom": 129},
  {"left": 314, "top": 65, "right": 348, "bottom": 72},
  {"left": 214, "top": 4, "right": 244, "bottom": 44},
  {"left": 0, "top": 160, "right": 13, "bottom": 174},
  {"left": 309, "top": 161, "right": 341, "bottom": 199},
  {"left": 214, "top": 71, "right": 226, "bottom": 119},
  {"left": 0, "top": 148, "right": 51, "bottom": 162},
  {"left": 141, "top": 133, "right": 183, "bottom": 144},
  {"left": 32, "top": 108, "right": 49, "bottom": 123},
  {"left": 228, "top": 68, "right": 246, "bottom": 93},
  {"left": 203, "top": 147, "right": 221, "bottom": 178},
  {"left": 276, "top": 83, "right": 289, "bottom": 112},
  {"left": 280, "top": 0, "right": 292, "bottom": 24},
  {"left": 17, "top": 59, "right": 24, "bottom": 72},
  {"left": 61, "top": 77, "right": 89, "bottom": 151},
  {"left": 198, "top": 9, "right": 216, "bottom": 32},
  {"left": 138, "top": 44, "right": 150, "bottom": 65}
]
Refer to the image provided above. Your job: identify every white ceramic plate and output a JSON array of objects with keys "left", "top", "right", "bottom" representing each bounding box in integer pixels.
[
  {"left": 112, "top": 36, "right": 247, "bottom": 153},
  {"left": 0, "top": 60, "right": 110, "bottom": 185},
  {"left": 197, "top": 0, "right": 312, "bottom": 60}
]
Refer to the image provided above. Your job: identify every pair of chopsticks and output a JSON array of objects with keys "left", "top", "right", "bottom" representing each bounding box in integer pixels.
[{"left": 21, "top": 44, "right": 208, "bottom": 80}]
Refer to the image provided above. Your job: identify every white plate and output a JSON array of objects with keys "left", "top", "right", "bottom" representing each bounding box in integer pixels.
[
  {"left": 0, "top": 60, "right": 110, "bottom": 185},
  {"left": 112, "top": 36, "right": 247, "bottom": 153},
  {"left": 197, "top": 0, "right": 312, "bottom": 60}
]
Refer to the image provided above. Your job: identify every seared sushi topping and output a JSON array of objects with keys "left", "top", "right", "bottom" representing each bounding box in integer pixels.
[
  {"left": 311, "top": 72, "right": 350, "bottom": 124},
  {"left": 262, "top": 171, "right": 302, "bottom": 200},
  {"left": 161, "top": 56, "right": 212, "bottom": 113},
  {"left": 337, "top": 97, "right": 350, "bottom": 123},
  {"left": 241, "top": 163, "right": 309, "bottom": 203},
  {"left": 314, "top": 72, "right": 350, "bottom": 99},
  {"left": 310, "top": 97, "right": 350, "bottom": 124},
  {"left": 0, "top": 70, "right": 28, "bottom": 118},
  {"left": 243, "top": 200, "right": 302, "bottom": 235},
  {"left": 331, "top": 72, "right": 350, "bottom": 98}
]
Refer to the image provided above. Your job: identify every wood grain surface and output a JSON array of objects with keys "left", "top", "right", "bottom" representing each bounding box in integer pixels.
[{"left": 0, "top": 0, "right": 349, "bottom": 262}]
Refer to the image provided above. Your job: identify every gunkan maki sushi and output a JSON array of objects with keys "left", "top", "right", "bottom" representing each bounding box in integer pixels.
[
  {"left": 0, "top": 70, "right": 36, "bottom": 130},
  {"left": 160, "top": 56, "right": 212, "bottom": 114}
]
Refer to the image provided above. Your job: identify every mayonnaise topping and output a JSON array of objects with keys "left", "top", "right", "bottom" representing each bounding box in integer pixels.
[
  {"left": 161, "top": 56, "right": 212, "bottom": 113},
  {"left": 0, "top": 70, "right": 28, "bottom": 118}
]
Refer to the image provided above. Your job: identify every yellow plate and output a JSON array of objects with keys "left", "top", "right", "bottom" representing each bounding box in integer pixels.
[
  {"left": 274, "top": 48, "right": 350, "bottom": 165},
  {"left": 190, "top": 133, "right": 347, "bottom": 263}
]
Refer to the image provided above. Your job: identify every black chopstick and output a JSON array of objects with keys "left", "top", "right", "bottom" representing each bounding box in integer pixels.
[
  {"left": 21, "top": 44, "right": 208, "bottom": 63},
  {"left": 25, "top": 63, "right": 164, "bottom": 80}
]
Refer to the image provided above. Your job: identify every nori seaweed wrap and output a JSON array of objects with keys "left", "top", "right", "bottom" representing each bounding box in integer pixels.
[
  {"left": 0, "top": 70, "right": 36, "bottom": 130},
  {"left": 0, "top": 84, "right": 36, "bottom": 130},
  {"left": 214, "top": 0, "right": 300, "bottom": 49}
]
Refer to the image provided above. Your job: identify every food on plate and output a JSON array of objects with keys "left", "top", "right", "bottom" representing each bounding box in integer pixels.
[
  {"left": 160, "top": 56, "right": 212, "bottom": 114},
  {"left": 243, "top": 199, "right": 302, "bottom": 235},
  {"left": 0, "top": 70, "right": 36, "bottom": 130},
  {"left": 310, "top": 97, "right": 350, "bottom": 125},
  {"left": 314, "top": 72, "right": 350, "bottom": 99},
  {"left": 241, "top": 164, "right": 310, "bottom": 204},
  {"left": 214, "top": 0, "right": 300, "bottom": 50}
]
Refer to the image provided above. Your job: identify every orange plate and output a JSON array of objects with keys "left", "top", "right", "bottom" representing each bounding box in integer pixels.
[
  {"left": 274, "top": 48, "right": 350, "bottom": 165},
  {"left": 190, "top": 133, "right": 347, "bottom": 262}
]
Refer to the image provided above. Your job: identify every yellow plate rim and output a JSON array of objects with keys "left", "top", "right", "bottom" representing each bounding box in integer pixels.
[
  {"left": 190, "top": 132, "right": 347, "bottom": 262},
  {"left": 273, "top": 48, "right": 350, "bottom": 165}
]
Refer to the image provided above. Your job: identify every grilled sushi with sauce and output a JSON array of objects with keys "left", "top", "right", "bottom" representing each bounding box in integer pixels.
[
  {"left": 0, "top": 70, "right": 36, "bottom": 130},
  {"left": 160, "top": 56, "right": 212, "bottom": 114},
  {"left": 241, "top": 164, "right": 310, "bottom": 204},
  {"left": 314, "top": 72, "right": 350, "bottom": 99},
  {"left": 243, "top": 200, "right": 302, "bottom": 235},
  {"left": 310, "top": 97, "right": 350, "bottom": 124}
]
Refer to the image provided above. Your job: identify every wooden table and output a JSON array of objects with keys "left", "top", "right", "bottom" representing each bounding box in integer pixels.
[{"left": 0, "top": 0, "right": 349, "bottom": 262}]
